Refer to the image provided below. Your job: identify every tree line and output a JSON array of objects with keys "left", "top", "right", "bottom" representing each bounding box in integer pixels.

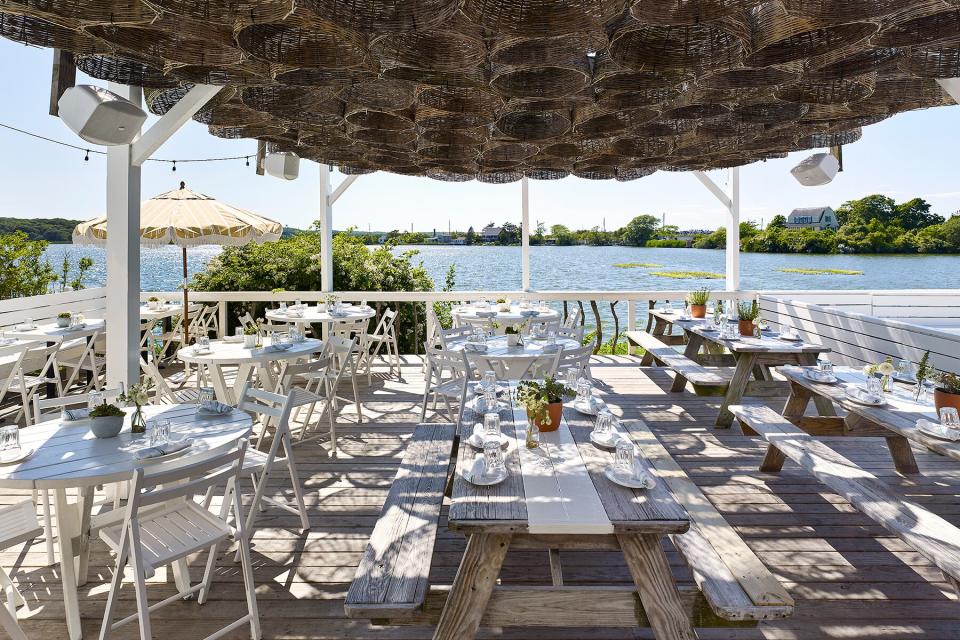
[{"left": 0, "top": 217, "right": 81, "bottom": 243}]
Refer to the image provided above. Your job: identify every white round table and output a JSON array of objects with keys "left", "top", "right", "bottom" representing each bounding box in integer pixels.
[
  {"left": 265, "top": 304, "right": 376, "bottom": 326},
  {"left": 447, "top": 335, "right": 579, "bottom": 379},
  {"left": 452, "top": 305, "right": 560, "bottom": 331},
  {"left": 177, "top": 337, "right": 324, "bottom": 403},
  {"left": 0, "top": 404, "right": 251, "bottom": 640}
]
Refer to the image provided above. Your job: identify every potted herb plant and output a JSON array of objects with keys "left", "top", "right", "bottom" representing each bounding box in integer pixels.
[
  {"left": 89, "top": 402, "right": 125, "bottom": 439},
  {"left": 147, "top": 296, "right": 161, "bottom": 310},
  {"left": 516, "top": 377, "right": 574, "bottom": 433},
  {"left": 934, "top": 371, "right": 960, "bottom": 414},
  {"left": 243, "top": 324, "right": 259, "bottom": 348},
  {"left": 736, "top": 300, "right": 761, "bottom": 336},
  {"left": 56, "top": 312, "right": 72, "bottom": 328},
  {"left": 687, "top": 288, "right": 710, "bottom": 318},
  {"left": 504, "top": 320, "right": 526, "bottom": 346},
  {"left": 496, "top": 297, "right": 511, "bottom": 312}
]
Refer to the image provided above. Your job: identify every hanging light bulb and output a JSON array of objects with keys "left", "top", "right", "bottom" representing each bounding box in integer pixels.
[
  {"left": 84, "top": 149, "right": 89, "bottom": 162},
  {"left": 172, "top": 160, "right": 177, "bottom": 172},
  {"left": 245, "top": 156, "right": 250, "bottom": 167}
]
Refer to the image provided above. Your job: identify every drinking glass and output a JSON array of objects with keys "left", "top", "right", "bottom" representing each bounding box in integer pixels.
[
  {"left": 817, "top": 357, "right": 833, "bottom": 375},
  {"left": 88, "top": 389, "right": 105, "bottom": 410},
  {"left": 149, "top": 419, "right": 171, "bottom": 446},
  {"left": 198, "top": 387, "right": 215, "bottom": 406},
  {"left": 279, "top": 301, "right": 287, "bottom": 314},
  {"left": 564, "top": 367, "right": 578, "bottom": 388},
  {"left": 896, "top": 359, "right": 916, "bottom": 379},
  {"left": 594, "top": 411, "right": 614, "bottom": 439},
  {"left": 865, "top": 377, "right": 883, "bottom": 396},
  {"left": 0, "top": 426, "right": 20, "bottom": 455},
  {"left": 576, "top": 379, "right": 592, "bottom": 404},
  {"left": 235, "top": 326, "right": 243, "bottom": 339},
  {"left": 940, "top": 407, "right": 960, "bottom": 428},
  {"left": 197, "top": 336, "right": 210, "bottom": 352},
  {"left": 483, "top": 387, "right": 497, "bottom": 412},
  {"left": 484, "top": 412, "right": 501, "bottom": 441},
  {"left": 615, "top": 439, "right": 635, "bottom": 476},
  {"left": 483, "top": 440, "right": 505, "bottom": 478},
  {"left": 270, "top": 330, "right": 279, "bottom": 346},
  {"left": 295, "top": 298, "right": 302, "bottom": 309},
  {"left": 482, "top": 370, "right": 497, "bottom": 392}
]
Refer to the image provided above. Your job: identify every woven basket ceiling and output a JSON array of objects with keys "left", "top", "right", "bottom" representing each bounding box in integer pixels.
[{"left": 1, "top": 0, "right": 957, "bottom": 181}]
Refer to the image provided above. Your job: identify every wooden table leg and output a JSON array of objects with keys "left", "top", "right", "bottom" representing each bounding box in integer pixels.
[
  {"left": 782, "top": 381, "right": 813, "bottom": 420},
  {"left": 669, "top": 332, "right": 704, "bottom": 393},
  {"left": 641, "top": 318, "right": 668, "bottom": 366},
  {"left": 886, "top": 436, "right": 920, "bottom": 475},
  {"left": 54, "top": 489, "right": 82, "bottom": 640},
  {"left": 716, "top": 352, "right": 758, "bottom": 427},
  {"left": 433, "top": 533, "right": 511, "bottom": 640},
  {"left": 618, "top": 534, "right": 695, "bottom": 640}
]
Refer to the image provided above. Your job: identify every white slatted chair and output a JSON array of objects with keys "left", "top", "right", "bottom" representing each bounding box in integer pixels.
[
  {"left": 325, "top": 335, "right": 363, "bottom": 424},
  {"left": 362, "top": 308, "right": 400, "bottom": 382},
  {"left": 139, "top": 357, "right": 201, "bottom": 404},
  {"left": 421, "top": 344, "right": 471, "bottom": 424},
  {"left": 438, "top": 325, "right": 473, "bottom": 349},
  {"left": 0, "top": 500, "right": 44, "bottom": 640},
  {"left": 57, "top": 327, "right": 106, "bottom": 391},
  {"left": 188, "top": 304, "right": 219, "bottom": 340},
  {"left": 458, "top": 315, "right": 496, "bottom": 334},
  {"left": 558, "top": 325, "right": 585, "bottom": 342},
  {"left": 32, "top": 388, "right": 125, "bottom": 564},
  {"left": 1, "top": 341, "right": 63, "bottom": 427},
  {"left": 98, "top": 441, "right": 260, "bottom": 640},
  {"left": 563, "top": 306, "right": 582, "bottom": 329},
  {"left": 236, "top": 385, "right": 311, "bottom": 532},
  {"left": 468, "top": 349, "right": 562, "bottom": 381},
  {"left": 555, "top": 340, "right": 595, "bottom": 382},
  {"left": 526, "top": 317, "right": 561, "bottom": 336},
  {"left": 273, "top": 355, "right": 340, "bottom": 450}
]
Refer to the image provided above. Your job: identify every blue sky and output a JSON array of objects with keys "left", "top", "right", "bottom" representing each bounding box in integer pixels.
[{"left": 1, "top": 39, "right": 958, "bottom": 232}]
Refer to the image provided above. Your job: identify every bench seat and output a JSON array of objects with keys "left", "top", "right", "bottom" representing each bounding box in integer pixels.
[
  {"left": 629, "top": 420, "right": 795, "bottom": 621},
  {"left": 345, "top": 423, "right": 455, "bottom": 620},
  {"left": 731, "top": 403, "right": 960, "bottom": 586},
  {"left": 626, "top": 330, "right": 728, "bottom": 393}
]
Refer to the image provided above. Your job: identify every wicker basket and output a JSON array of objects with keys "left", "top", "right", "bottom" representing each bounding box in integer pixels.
[
  {"left": 275, "top": 67, "right": 374, "bottom": 88},
  {"left": 615, "top": 167, "right": 657, "bottom": 181},
  {"left": 462, "top": 0, "right": 625, "bottom": 36},
  {"left": 76, "top": 54, "right": 176, "bottom": 88},
  {"left": 745, "top": 4, "right": 879, "bottom": 67},
  {"left": 482, "top": 141, "right": 539, "bottom": 162},
  {"left": 417, "top": 144, "right": 481, "bottom": 161},
  {"left": 307, "top": 0, "right": 459, "bottom": 33},
  {"left": 608, "top": 137, "right": 674, "bottom": 158},
  {"left": 3, "top": 0, "right": 156, "bottom": 25},
  {"left": 609, "top": 14, "right": 749, "bottom": 72},
  {"left": 235, "top": 21, "right": 369, "bottom": 69},
  {"left": 782, "top": 0, "right": 907, "bottom": 23},
  {"left": 524, "top": 167, "right": 571, "bottom": 180},
  {"left": 573, "top": 104, "right": 658, "bottom": 138},
  {"left": 593, "top": 50, "right": 692, "bottom": 90},
  {"left": 597, "top": 86, "right": 681, "bottom": 109},
  {"left": 777, "top": 73, "right": 877, "bottom": 103},
  {"left": 141, "top": 0, "right": 293, "bottom": 25},
  {"left": 0, "top": 11, "right": 108, "bottom": 52},
  {"left": 697, "top": 62, "right": 803, "bottom": 89},
  {"left": 193, "top": 101, "right": 272, "bottom": 127},
  {"left": 87, "top": 23, "right": 242, "bottom": 66},
  {"left": 341, "top": 79, "right": 417, "bottom": 111},
  {"left": 350, "top": 127, "right": 418, "bottom": 147},
  {"left": 167, "top": 63, "right": 272, "bottom": 86},
  {"left": 344, "top": 108, "right": 415, "bottom": 131},
  {"left": 490, "top": 59, "right": 591, "bottom": 99},
  {"left": 736, "top": 100, "right": 810, "bottom": 123},
  {"left": 146, "top": 85, "right": 235, "bottom": 116},
  {"left": 419, "top": 127, "right": 489, "bottom": 145},
  {"left": 370, "top": 14, "right": 485, "bottom": 71},
  {"left": 495, "top": 108, "right": 571, "bottom": 141},
  {"left": 476, "top": 170, "right": 524, "bottom": 184},
  {"left": 426, "top": 168, "right": 476, "bottom": 181},
  {"left": 899, "top": 41, "right": 960, "bottom": 77},
  {"left": 796, "top": 127, "right": 862, "bottom": 148},
  {"left": 804, "top": 46, "right": 902, "bottom": 81},
  {"left": 873, "top": 2, "right": 960, "bottom": 48},
  {"left": 630, "top": 0, "right": 760, "bottom": 25}
]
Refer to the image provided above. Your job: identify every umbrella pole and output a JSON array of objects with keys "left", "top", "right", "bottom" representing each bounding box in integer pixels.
[{"left": 182, "top": 247, "right": 190, "bottom": 346}]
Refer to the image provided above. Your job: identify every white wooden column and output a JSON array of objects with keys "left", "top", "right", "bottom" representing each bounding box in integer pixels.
[
  {"left": 521, "top": 176, "right": 531, "bottom": 292},
  {"left": 726, "top": 167, "right": 741, "bottom": 292},
  {"left": 319, "top": 164, "right": 334, "bottom": 292},
  {"left": 692, "top": 168, "right": 741, "bottom": 292},
  {"left": 105, "top": 82, "right": 142, "bottom": 388}
]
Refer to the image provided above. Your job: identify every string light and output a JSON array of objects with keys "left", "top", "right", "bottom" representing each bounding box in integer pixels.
[{"left": 0, "top": 122, "right": 255, "bottom": 167}]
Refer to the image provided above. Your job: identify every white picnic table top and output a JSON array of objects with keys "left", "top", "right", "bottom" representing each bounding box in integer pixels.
[
  {"left": 653, "top": 312, "right": 828, "bottom": 354},
  {"left": 0, "top": 403, "right": 252, "bottom": 490},
  {"left": 265, "top": 304, "right": 376, "bottom": 325},
  {"left": 177, "top": 336, "right": 324, "bottom": 366}
]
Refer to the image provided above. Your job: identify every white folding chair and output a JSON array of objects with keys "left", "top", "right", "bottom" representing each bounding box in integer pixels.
[
  {"left": 57, "top": 328, "right": 106, "bottom": 391},
  {"left": 527, "top": 317, "right": 561, "bottom": 335},
  {"left": 324, "top": 335, "right": 363, "bottom": 424},
  {"left": 362, "top": 308, "right": 400, "bottom": 381},
  {"left": 98, "top": 441, "right": 261, "bottom": 640},
  {"left": 274, "top": 354, "right": 340, "bottom": 450},
  {"left": 555, "top": 340, "right": 595, "bottom": 381},
  {"left": 558, "top": 325, "right": 585, "bottom": 342},
  {"left": 139, "top": 356, "right": 201, "bottom": 404},
  {"left": 421, "top": 344, "right": 470, "bottom": 424},
  {"left": 236, "top": 384, "right": 312, "bottom": 532},
  {"left": 438, "top": 325, "right": 473, "bottom": 349},
  {"left": 458, "top": 315, "right": 496, "bottom": 334},
  {"left": 0, "top": 341, "right": 63, "bottom": 427},
  {"left": 0, "top": 500, "right": 44, "bottom": 640},
  {"left": 469, "top": 349, "right": 562, "bottom": 381},
  {"left": 563, "top": 306, "right": 582, "bottom": 329}
]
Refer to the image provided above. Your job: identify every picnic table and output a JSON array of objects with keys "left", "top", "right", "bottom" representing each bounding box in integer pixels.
[
  {"left": 346, "top": 385, "right": 794, "bottom": 638},
  {"left": 646, "top": 310, "right": 829, "bottom": 427},
  {"left": 775, "top": 365, "right": 951, "bottom": 474}
]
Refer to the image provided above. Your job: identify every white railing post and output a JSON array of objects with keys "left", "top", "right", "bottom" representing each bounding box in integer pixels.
[
  {"left": 105, "top": 82, "right": 142, "bottom": 389},
  {"left": 626, "top": 300, "right": 636, "bottom": 355},
  {"left": 319, "top": 164, "right": 334, "bottom": 293},
  {"left": 727, "top": 167, "right": 741, "bottom": 292},
  {"left": 521, "top": 176, "right": 531, "bottom": 292},
  {"left": 218, "top": 300, "right": 227, "bottom": 338}
]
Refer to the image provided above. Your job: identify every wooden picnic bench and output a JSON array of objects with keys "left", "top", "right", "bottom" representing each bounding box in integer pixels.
[
  {"left": 731, "top": 403, "right": 960, "bottom": 593},
  {"left": 626, "top": 330, "right": 728, "bottom": 394},
  {"left": 347, "top": 389, "right": 794, "bottom": 638}
]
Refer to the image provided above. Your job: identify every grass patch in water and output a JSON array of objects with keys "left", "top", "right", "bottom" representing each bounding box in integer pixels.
[
  {"left": 612, "top": 262, "right": 662, "bottom": 268},
  {"left": 649, "top": 270, "right": 724, "bottom": 279},
  {"left": 779, "top": 268, "right": 863, "bottom": 276}
]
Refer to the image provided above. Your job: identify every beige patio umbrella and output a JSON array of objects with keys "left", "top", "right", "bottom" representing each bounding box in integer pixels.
[{"left": 73, "top": 181, "right": 283, "bottom": 344}]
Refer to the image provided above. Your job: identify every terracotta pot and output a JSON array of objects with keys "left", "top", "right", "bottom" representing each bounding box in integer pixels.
[
  {"left": 529, "top": 402, "right": 564, "bottom": 433},
  {"left": 690, "top": 304, "right": 706, "bottom": 318},
  {"left": 934, "top": 388, "right": 960, "bottom": 414},
  {"left": 738, "top": 319, "right": 754, "bottom": 336}
]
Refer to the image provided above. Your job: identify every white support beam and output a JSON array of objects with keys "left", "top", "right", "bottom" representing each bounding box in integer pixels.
[
  {"left": 726, "top": 167, "right": 741, "bottom": 292},
  {"left": 937, "top": 78, "right": 960, "bottom": 104},
  {"left": 131, "top": 84, "right": 221, "bottom": 166},
  {"left": 692, "top": 170, "right": 732, "bottom": 210},
  {"left": 521, "top": 176, "right": 531, "bottom": 292},
  {"left": 319, "top": 164, "right": 334, "bottom": 292},
  {"left": 329, "top": 173, "right": 359, "bottom": 206},
  {"left": 105, "top": 82, "right": 142, "bottom": 389}
]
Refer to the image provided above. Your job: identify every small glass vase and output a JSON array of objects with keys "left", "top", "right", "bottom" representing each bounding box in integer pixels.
[
  {"left": 131, "top": 406, "right": 147, "bottom": 435},
  {"left": 881, "top": 374, "right": 893, "bottom": 393}
]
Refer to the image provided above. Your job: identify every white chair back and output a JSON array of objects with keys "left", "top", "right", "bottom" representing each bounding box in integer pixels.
[
  {"left": 558, "top": 325, "right": 585, "bottom": 341},
  {"left": 563, "top": 307, "right": 582, "bottom": 329},
  {"left": 556, "top": 341, "right": 594, "bottom": 379},
  {"left": 439, "top": 325, "right": 473, "bottom": 348},
  {"left": 33, "top": 387, "right": 124, "bottom": 424}
]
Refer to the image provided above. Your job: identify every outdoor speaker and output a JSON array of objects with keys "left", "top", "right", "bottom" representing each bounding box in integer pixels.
[
  {"left": 58, "top": 85, "right": 147, "bottom": 146},
  {"left": 265, "top": 151, "right": 300, "bottom": 180},
  {"left": 790, "top": 152, "right": 839, "bottom": 187}
]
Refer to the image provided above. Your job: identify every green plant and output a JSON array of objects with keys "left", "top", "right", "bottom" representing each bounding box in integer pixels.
[
  {"left": 89, "top": 403, "right": 124, "bottom": 418},
  {"left": 516, "top": 377, "right": 573, "bottom": 427},
  {"left": 688, "top": 288, "right": 710, "bottom": 306},
  {"left": 504, "top": 324, "right": 521, "bottom": 335},
  {"left": 271, "top": 287, "right": 285, "bottom": 294},
  {"left": 936, "top": 371, "right": 960, "bottom": 394},
  {"left": 57, "top": 312, "right": 71, "bottom": 319},
  {"left": 916, "top": 350, "right": 931, "bottom": 400},
  {"left": 496, "top": 297, "right": 507, "bottom": 304},
  {"left": 243, "top": 324, "right": 259, "bottom": 336},
  {"left": 737, "top": 300, "right": 760, "bottom": 321},
  {"left": 148, "top": 296, "right": 160, "bottom": 302},
  {"left": 120, "top": 381, "right": 152, "bottom": 407}
]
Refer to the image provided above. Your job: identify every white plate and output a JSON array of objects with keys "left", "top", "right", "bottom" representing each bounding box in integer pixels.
[
  {"left": 574, "top": 400, "right": 601, "bottom": 416},
  {"left": 916, "top": 420, "right": 960, "bottom": 441},
  {"left": 462, "top": 465, "right": 508, "bottom": 486},
  {"left": 466, "top": 425, "right": 510, "bottom": 449},
  {"left": 803, "top": 370, "right": 838, "bottom": 385},
  {"left": 192, "top": 347, "right": 212, "bottom": 355},
  {"left": 843, "top": 387, "right": 886, "bottom": 406},
  {"left": 0, "top": 448, "right": 35, "bottom": 466},
  {"left": 604, "top": 465, "right": 655, "bottom": 489},
  {"left": 778, "top": 334, "right": 803, "bottom": 342},
  {"left": 590, "top": 430, "right": 622, "bottom": 448},
  {"left": 222, "top": 336, "right": 243, "bottom": 343}
]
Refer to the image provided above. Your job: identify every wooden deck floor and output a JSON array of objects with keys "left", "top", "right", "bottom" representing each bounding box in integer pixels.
[{"left": 4, "top": 356, "right": 960, "bottom": 639}]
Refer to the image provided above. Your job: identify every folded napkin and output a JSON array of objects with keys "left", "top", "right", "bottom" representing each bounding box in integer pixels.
[
  {"left": 475, "top": 310, "right": 496, "bottom": 318},
  {"left": 329, "top": 312, "right": 348, "bottom": 318},
  {"left": 199, "top": 400, "right": 233, "bottom": 415},
  {"left": 14, "top": 323, "right": 36, "bottom": 331},
  {"left": 222, "top": 335, "right": 243, "bottom": 343},
  {"left": 464, "top": 342, "right": 488, "bottom": 353},
  {"left": 261, "top": 344, "right": 287, "bottom": 352},
  {"left": 63, "top": 407, "right": 90, "bottom": 421},
  {"left": 0, "top": 338, "right": 15, "bottom": 346},
  {"left": 805, "top": 369, "right": 834, "bottom": 382},
  {"left": 846, "top": 385, "right": 883, "bottom": 404},
  {"left": 916, "top": 419, "right": 960, "bottom": 441},
  {"left": 135, "top": 438, "right": 193, "bottom": 461},
  {"left": 287, "top": 310, "right": 304, "bottom": 318},
  {"left": 65, "top": 323, "right": 87, "bottom": 331},
  {"left": 519, "top": 310, "right": 540, "bottom": 318},
  {"left": 541, "top": 343, "right": 560, "bottom": 353}
]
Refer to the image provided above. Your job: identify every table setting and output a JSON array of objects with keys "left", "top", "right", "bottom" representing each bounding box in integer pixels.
[{"left": 265, "top": 300, "right": 375, "bottom": 324}]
